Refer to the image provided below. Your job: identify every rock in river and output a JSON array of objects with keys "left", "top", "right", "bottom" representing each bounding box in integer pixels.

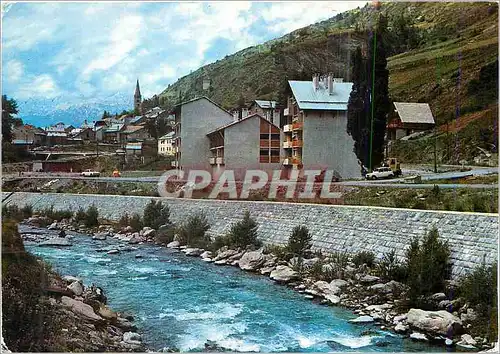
[
  {"left": 67, "top": 280, "right": 84, "bottom": 296},
  {"left": 238, "top": 250, "right": 266, "bottom": 271},
  {"left": 406, "top": 308, "right": 462, "bottom": 336},
  {"left": 349, "top": 315, "right": 375, "bottom": 324},
  {"left": 61, "top": 296, "right": 103, "bottom": 322},
  {"left": 270, "top": 265, "right": 299, "bottom": 283},
  {"left": 39, "top": 237, "right": 72, "bottom": 247}
]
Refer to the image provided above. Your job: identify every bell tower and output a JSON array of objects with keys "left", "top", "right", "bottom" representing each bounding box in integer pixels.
[{"left": 134, "top": 79, "right": 142, "bottom": 114}]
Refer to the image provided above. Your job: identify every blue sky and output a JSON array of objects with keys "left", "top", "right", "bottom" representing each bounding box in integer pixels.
[{"left": 2, "top": 1, "right": 366, "bottom": 126}]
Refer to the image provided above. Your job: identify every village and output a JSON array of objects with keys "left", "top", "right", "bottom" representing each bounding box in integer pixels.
[{"left": 9, "top": 75, "right": 438, "bottom": 181}]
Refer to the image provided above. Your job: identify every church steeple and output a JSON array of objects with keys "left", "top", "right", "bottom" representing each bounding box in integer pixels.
[{"left": 134, "top": 79, "right": 142, "bottom": 113}]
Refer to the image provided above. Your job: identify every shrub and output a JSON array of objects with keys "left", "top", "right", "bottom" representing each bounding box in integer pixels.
[
  {"left": 177, "top": 213, "right": 210, "bottom": 248},
  {"left": 458, "top": 262, "right": 498, "bottom": 341},
  {"left": 118, "top": 213, "right": 130, "bottom": 228},
  {"left": 287, "top": 225, "right": 312, "bottom": 258},
  {"left": 229, "top": 211, "right": 260, "bottom": 249},
  {"left": 405, "top": 227, "right": 451, "bottom": 305},
  {"left": 155, "top": 225, "right": 175, "bottom": 245},
  {"left": 143, "top": 200, "right": 170, "bottom": 229},
  {"left": 2, "top": 219, "right": 61, "bottom": 351},
  {"left": 376, "top": 249, "right": 408, "bottom": 282},
  {"left": 2, "top": 204, "right": 32, "bottom": 221},
  {"left": 38, "top": 205, "right": 73, "bottom": 221},
  {"left": 84, "top": 205, "right": 99, "bottom": 228},
  {"left": 74, "top": 207, "right": 87, "bottom": 224},
  {"left": 262, "top": 244, "right": 291, "bottom": 261},
  {"left": 129, "top": 213, "right": 143, "bottom": 232},
  {"left": 328, "top": 251, "right": 350, "bottom": 268},
  {"left": 352, "top": 250, "right": 376, "bottom": 268},
  {"left": 209, "top": 234, "right": 233, "bottom": 253}
]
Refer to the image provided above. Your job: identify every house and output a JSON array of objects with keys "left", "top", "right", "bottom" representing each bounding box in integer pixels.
[
  {"left": 248, "top": 100, "right": 281, "bottom": 124},
  {"left": 206, "top": 114, "right": 283, "bottom": 180},
  {"left": 171, "top": 96, "right": 234, "bottom": 170},
  {"left": 94, "top": 126, "right": 105, "bottom": 142},
  {"left": 387, "top": 102, "right": 436, "bottom": 140},
  {"left": 103, "top": 123, "right": 124, "bottom": 143},
  {"left": 122, "top": 125, "right": 150, "bottom": 142},
  {"left": 158, "top": 132, "right": 175, "bottom": 156},
  {"left": 126, "top": 142, "right": 143, "bottom": 155},
  {"left": 68, "top": 127, "right": 95, "bottom": 141},
  {"left": 282, "top": 74, "right": 360, "bottom": 179},
  {"left": 12, "top": 125, "right": 46, "bottom": 146}
]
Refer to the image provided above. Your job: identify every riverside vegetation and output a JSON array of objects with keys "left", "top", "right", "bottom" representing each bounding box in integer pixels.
[{"left": 3, "top": 201, "right": 497, "bottom": 351}]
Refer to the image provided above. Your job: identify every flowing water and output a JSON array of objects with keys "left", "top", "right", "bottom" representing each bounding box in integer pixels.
[{"left": 23, "top": 226, "right": 444, "bottom": 352}]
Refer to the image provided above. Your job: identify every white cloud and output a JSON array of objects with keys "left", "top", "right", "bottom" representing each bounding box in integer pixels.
[
  {"left": 4, "top": 59, "right": 23, "bottom": 82},
  {"left": 17, "top": 74, "right": 61, "bottom": 99},
  {"left": 83, "top": 15, "right": 143, "bottom": 77}
]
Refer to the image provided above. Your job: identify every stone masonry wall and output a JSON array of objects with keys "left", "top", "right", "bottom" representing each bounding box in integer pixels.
[{"left": 3, "top": 192, "right": 498, "bottom": 278}]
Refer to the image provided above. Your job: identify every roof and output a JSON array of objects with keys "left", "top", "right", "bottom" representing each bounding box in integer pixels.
[
  {"left": 393, "top": 102, "right": 435, "bottom": 124},
  {"left": 207, "top": 113, "right": 280, "bottom": 136},
  {"left": 122, "top": 125, "right": 145, "bottom": 134},
  {"left": 47, "top": 132, "right": 67, "bottom": 137},
  {"left": 130, "top": 116, "right": 144, "bottom": 124},
  {"left": 159, "top": 132, "right": 175, "bottom": 140},
  {"left": 173, "top": 96, "right": 231, "bottom": 115},
  {"left": 254, "top": 100, "right": 277, "bottom": 109},
  {"left": 13, "top": 139, "right": 34, "bottom": 145},
  {"left": 104, "top": 124, "right": 124, "bottom": 133},
  {"left": 288, "top": 80, "right": 353, "bottom": 111},
  {"left": 126, "top": 142, "right": 143, "bottom": 150}
]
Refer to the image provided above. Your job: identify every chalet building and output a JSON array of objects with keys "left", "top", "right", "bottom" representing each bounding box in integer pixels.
[
  {"left": 171, "top": 97, "right": 233, "bottom": 170},
  {"left": 68, "top": 127, "right": 95, "bottom": 141},
  {"left": 206, "top": 114, "right": 283, "bottom": 180},
  {"left": 283, "top": 74, "right": 360, "bottom": 179},
  {"left": 12, "top": 125, "right": 46, "bottom": 146},
  {"left": 103, "top": 123, "right": 124, "bottom": 143},
  {"left": 122, "top": 125, "right": 150, "bottom": 142},
  {"left": 248, "top": 100, "right": 280, "bottom": 125},
  {"left": 387, "top": 102, "right": 436, "bottom": 140},
  {"left": 158, "top": 132, "right": 175, "bottom": 156}
]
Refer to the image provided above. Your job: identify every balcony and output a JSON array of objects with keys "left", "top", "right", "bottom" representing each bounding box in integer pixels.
[
  {"left": 292, "top": 121, "right": 303, "bottom": 131},
  {"left": 216, "top": 157, "right": 224, "bottom": 165},
  {"left": 209, "top": 157, "right": 216, "bottom": 165},
  {"left": 283, "top": 141, "right": 292, "bottom": 149},
  {"left": 283, "top": 124, "right": 293, "bottom": 132},
  {"left": 283, "top": 158, "right": 292, "bottom": 165},
  {"left": 283, "top": 107, "right": 290, "bottom": 116},
  {"left": 292, "top": 140, "right": 303, "bottom": 148}
]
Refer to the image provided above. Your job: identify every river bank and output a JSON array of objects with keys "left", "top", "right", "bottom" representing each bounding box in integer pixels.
[{"left": 19, "top": 215, "right": 496, "bottom": 352}]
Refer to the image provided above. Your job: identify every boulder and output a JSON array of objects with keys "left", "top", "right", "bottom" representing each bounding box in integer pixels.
[
  {"left": 98, "top": 304, "right": 117, "bottom": 321},
  {"left": 461, "top": 308, "right": 478, "bottom": 323},
  {"left": 107, "top": 249, "right": 120, "bottom": 255},
  {"left": 429, "top": 293, "right": 447, "bottom": 302},
  {"left": 324, "top": 294, "right": 341, "bottom": 305},
  {"left": 47, "top": 222, "right": 59, "bottom": 230},
  {"left": 459, "top": 334, "right": 477, "bottom": 347},
  {"left": 60, "top": 296, "right": 102, "bottom": 322},
  {"left": 349, "top": 315, "right": 375, "bottom": 323},
  {"left": 409, "top": 332, "right": 428, "bottom": 341},
  {"left": 359, "top": 275, "right": 381, "bottom": 284},
  {"left": 259, "top": 265, "right": 276, "bottom": 275},
  {"left": 200, "top": 251, "right": 212, "bottom": 259},
  {"left": 143, "top": 228, "right": 156, "bottom": 238},
  {"left": 166, "top": 240, "right": 180, "bottom": 248},
  {"left": 330, "top": 279, "right": 348, "bottom": 289},
  {"left": 62, "top": 275, "right": 81, "bottom": 284},
  {"left": 116, "top": 317, "right": 137, "bottom": 331},
  {"left": 92, "top": 232, "right": 107, "bottom": 240},
  {"left": 406, "top": 309, "right": 462, "bottom": 336},
  {"left": 214, "top": 249, "right": 238, "bottom": 261},
  {"left": 123, "top": 332, "right": 142, "bottom": 345},
  {"left": 183, "top": 248, "right": 204, "bottom": 257},
  {"left": 270, "top": 265, "right": 299, "bottom": 283},
  {"left": 394, "top": 323, "right": 409, "bottom": 333},
  {"left": 311, "top": 281, "right": 341, "bottom": 297},
  {"left": 39, "top": 237, "right": 72, "bottom": 247},
  {"left": 67, "top": 280, "right": 84, "bottom": 296},
  {"left": 238, "top": 250, "right": 266, "bottom": 271},
  {"left": 369, "top": 280, "right": 403, "bottom": 294},
  {"left": 393, "top": 314, "right": 407, "bottom": 324},
  {"left": 214, "top": 260, "right": 227, "bottom": 265}
]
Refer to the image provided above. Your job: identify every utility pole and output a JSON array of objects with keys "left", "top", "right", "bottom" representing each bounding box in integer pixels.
[{"left": 433, "top": 126, "right": 437, "bottom": 173}]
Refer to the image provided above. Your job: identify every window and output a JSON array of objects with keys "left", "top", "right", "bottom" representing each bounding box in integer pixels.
[
  {"left": 270, "top": 134, "right": 280, "bottom": 140},
  {"left": 260, "top": 134, "right": 269, "bottom": 140}
]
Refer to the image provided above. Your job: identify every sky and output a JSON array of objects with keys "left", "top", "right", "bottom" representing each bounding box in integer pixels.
[{"left": 1, "top": 1, "right": 367, "bottom": 126}]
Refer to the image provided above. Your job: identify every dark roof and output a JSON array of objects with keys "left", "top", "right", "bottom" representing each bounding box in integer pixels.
[{"left": 206, "top": 113, "right": 280, "bottom": 136}]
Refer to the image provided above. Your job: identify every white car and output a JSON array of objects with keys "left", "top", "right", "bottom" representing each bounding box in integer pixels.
[
  {"left": 81, "top": 169, "right": 100, "bottom": 177},
  {"left": 365, "top": 167, "right": 394, "bottom": 180}
]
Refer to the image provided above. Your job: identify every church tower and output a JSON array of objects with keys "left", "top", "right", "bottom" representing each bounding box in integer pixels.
[{"left": 134, "top": 79, "right": 142, "bottom": 114}]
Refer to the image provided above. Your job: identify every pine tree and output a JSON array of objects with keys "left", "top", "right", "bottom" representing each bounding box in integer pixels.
[
  {"left": 347, "top": 14, "right": 391, "bottom": 171},
  {"left": 2, "top": 95, "right": 21, "bottom": 143}
]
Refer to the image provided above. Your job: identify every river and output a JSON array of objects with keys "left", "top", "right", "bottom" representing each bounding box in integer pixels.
[{"left": 23, "top": 226, "right": 443, "bottom": 352}]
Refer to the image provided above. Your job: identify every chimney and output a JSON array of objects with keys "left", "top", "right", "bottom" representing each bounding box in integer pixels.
[
  {"left": 328, "top": 74, "right": 333, "bottom": 95},
  {"left": 312, "top": 74, "right": 319, "bottom": 91}
]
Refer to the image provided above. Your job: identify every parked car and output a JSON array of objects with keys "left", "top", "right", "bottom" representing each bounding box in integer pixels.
[
  {"left": 81, "top": 169, "right": 100, "bottom": 177},
  {"left": 365, "top": 167, "right": 394, "bottom": 180}
]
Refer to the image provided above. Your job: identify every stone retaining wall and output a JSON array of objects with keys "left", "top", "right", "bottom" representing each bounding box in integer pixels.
[{"left": 3, "top": 192, "right": 498, "bottom": 278}]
